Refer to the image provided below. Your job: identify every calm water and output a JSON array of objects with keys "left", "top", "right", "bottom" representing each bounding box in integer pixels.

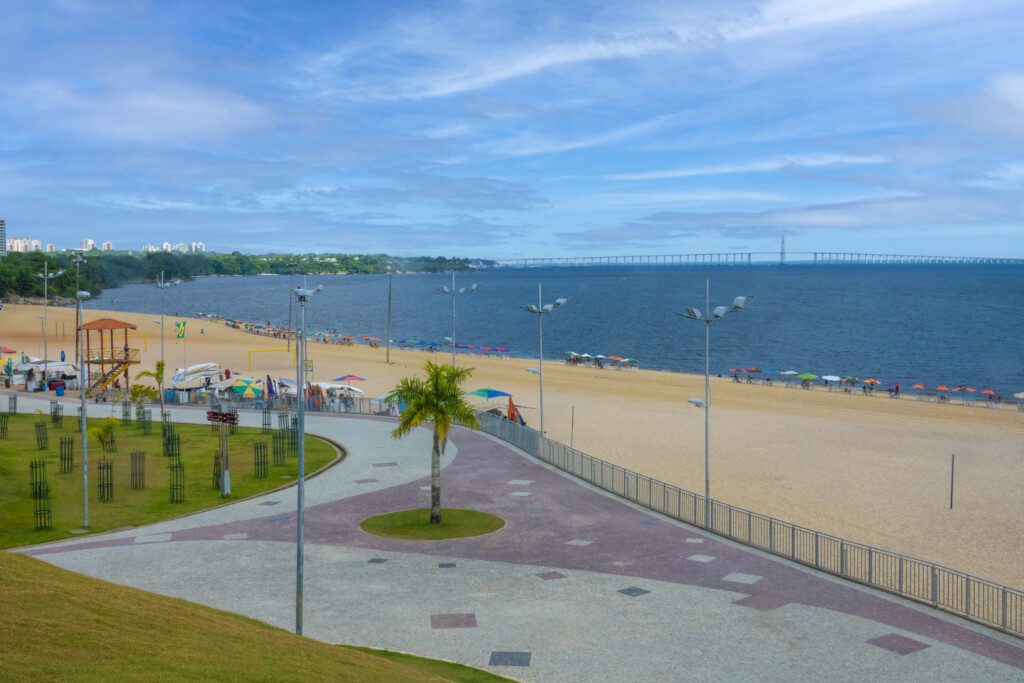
[{"left": 91, "top": 264, "right": 1024, "bottom": 393}]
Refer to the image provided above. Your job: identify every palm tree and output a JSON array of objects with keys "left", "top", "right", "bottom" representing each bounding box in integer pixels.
[
  {"left": 386, "top": 360, "right": 479, "bottom": 524},
  {"left": 135, "top": 359, "right": 166, "bottom": 416}
]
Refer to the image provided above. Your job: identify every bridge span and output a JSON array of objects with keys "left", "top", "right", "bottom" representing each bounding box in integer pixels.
[{"left": 491, "top": 251, "right": 1024, "bottom": 268}]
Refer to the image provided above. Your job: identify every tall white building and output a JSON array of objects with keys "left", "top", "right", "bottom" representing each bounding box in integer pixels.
[
  {"left": 81, "top": 239, "right": 97, "bottom": 250},
  {"left": 100, "top": 241, "right": 113, "bottom": 251},
  {"left": 46, "top": 243, "right": 55, "bottom": 252},
  {"left": 0, "top": 219, "right": 6, "bottom": 257},
  {"left": 5, "top": 236, "right": 41, "bottom": 252}
]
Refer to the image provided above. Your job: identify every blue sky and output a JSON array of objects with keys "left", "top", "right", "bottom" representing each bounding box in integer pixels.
[{"left": 1, "top": 0, "right": 1022, "bottom": 258}]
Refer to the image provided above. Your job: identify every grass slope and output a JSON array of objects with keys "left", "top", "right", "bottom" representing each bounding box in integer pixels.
[
  {"left": 0, "top": 413, "right": 336, "bottom": 548},
  {"left": 360, "top": 508, "right": 506, "bottom": 540},
  {"left": 0, "top": 553, "right": 511, "bottom": 682}
]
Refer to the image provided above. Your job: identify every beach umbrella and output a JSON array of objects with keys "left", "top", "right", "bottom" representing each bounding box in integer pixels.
[
  {"left": 231, "top": 379, "right": 263, "bottom": 398},
  {"left": 608, "top": 355, "right": 624, "bottom": 362},
  {"left": 496, "top": 347, "right": 508, "bottom": 352},
  {"left": 956, "top": 386, "right": 976, "bottom": 393},
  {"left": 821, "top": 375, "right": 841, "bottom": 382},
  {"left": 468, "top": 388, "right": 512, "bottom": 399},
  {"left": 729, "top": 367, "right": 744, "bottom": 373},
  {"left": 911, "top": 383, "right": 925, "bottom": 389},
  {"left": 1013, "top": 392, "right": 1024, "bottom": 399},
  {"left": 797, "top": 373, "right": 818, "bottom": 380},
  {"left": 1, "top": 347, "right": 16, "bottom": 355},
  {"left": 863, "top": 378, "right": 880, "bottom": 385},
  {"left": 936, "top": 385, "right": 952, "bottom": 391},
  {"left": 745, "top": 367, "right": 761, "bottom": 373},
  {"left": 981, "top": 389, "right": 996, "bottom": 395},
  {"left": 781, "top": 370, "right": 799, "bottom": 376}
]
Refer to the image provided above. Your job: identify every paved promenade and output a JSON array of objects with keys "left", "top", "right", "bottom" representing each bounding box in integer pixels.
[{"left": 15, "top": 395, "right": 1024, "bottom": 681}]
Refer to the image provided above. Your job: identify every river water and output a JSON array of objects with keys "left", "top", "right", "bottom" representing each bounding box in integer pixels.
[{"left": 91, "top": 264, "right": 1024, "bottom": 394}]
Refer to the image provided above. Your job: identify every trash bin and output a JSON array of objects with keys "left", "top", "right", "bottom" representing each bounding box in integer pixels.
[{"left": 55, "top": 385, "right": 65, "bottom": 397}]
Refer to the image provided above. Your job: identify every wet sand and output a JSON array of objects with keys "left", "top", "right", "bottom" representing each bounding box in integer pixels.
[{"left": 2, "top": 303, "right": 1022, "bottom": 588}]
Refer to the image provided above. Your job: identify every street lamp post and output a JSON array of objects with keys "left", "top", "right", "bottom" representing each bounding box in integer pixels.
[
  {"left": 36, "top": 261, "right": 65, "bottom": 384},
  {"left": 436, "top": 271, "right": 478, "bottom": 367},
  {"left": 521, "top": 284, "right": 568, "bottom": 435},
  {"left": 72, "top": 252, "right": 86, "bottom": 371},
  {"left": 385, "top": 262, "right": 393, "bottom": 364},
  {"left": 678, "top": 280, "right": 749, "bottom": 527},
  {"left": 292, "top": 282, "right": 323, "bottom": 636},
  {"left": 155, "top": 272, "right": 179, "bottom": 418},
  {"left": 76, "top": 290, "right": 91, "bottom": 527}
]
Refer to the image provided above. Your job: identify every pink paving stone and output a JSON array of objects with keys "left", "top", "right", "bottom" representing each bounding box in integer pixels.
[
  {"left": 867, "top": 633, "right": 931, "bottom": 655},
  {"left": 430, "top": 613, "right": 477, "bottom": 629},
  {"left": 536, "top": 571, "right": 566, "bottom": 580}
]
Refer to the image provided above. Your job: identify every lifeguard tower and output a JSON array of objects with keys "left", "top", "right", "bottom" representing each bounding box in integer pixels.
[{"left": 79, "top": 318, "right": 140, "bottom": 397}]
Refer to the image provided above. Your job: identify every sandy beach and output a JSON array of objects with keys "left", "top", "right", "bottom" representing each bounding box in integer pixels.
[{"left": 2, "top": 302, "right": 1022, "bottom": 588}]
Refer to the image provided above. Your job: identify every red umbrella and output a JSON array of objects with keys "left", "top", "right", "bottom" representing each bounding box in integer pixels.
[
  {"left": 981, "top": 389, "right": 996, "bottom": 395},
  {"left": 496, "top": 347, "right": 507, "bottom": 352},
  {"left": 911, "top": 383, "right": 925, "bottom": 390},
  {"left": 1, "top": 347, "right": 16, "bottom": 354},
  {"left": 745, "top": 367, "right": 761, "bottom": 373},
  {"left": 956, "top": 386, "right": 976, "bottom": 393},
  {"left": 729, "top": 367, "right": 743, "bottom": 373},
  {"left": 936, "top": 385, "right": 951, "bottom": 391}
]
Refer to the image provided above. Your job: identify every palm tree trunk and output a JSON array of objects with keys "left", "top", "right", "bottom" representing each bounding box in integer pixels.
[{"left": 430, "top": 430, "right": 442, "bottom": 524}]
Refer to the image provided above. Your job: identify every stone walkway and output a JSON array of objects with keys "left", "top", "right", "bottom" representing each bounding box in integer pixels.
[{"left": 14, "top": 395, "right": 1024, "bottom": 681}]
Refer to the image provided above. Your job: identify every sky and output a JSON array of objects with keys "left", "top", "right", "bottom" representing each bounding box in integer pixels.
[{"left": 1, "top": 0, "right": 1022, "bottom": 258}]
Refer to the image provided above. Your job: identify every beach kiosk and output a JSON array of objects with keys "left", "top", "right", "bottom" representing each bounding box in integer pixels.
[{"left": 79, "top": 318, "right": 140, "bottom": 398}]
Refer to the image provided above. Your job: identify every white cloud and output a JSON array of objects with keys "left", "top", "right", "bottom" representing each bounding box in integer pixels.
[
  {"left": 605, "top": 153, "right": 888, "bottom": 180},
  {"left": 23, "top": 77, "right": 273, "bottom": 145},
  {"left": 727, "top": 0, "right": 946, "bottom": 41},
  {"left": 490, "top": 114, "right": 675, "bottom": 157}
]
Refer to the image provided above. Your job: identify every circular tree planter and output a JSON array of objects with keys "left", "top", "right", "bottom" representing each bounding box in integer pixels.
[{"left": 360, "top": 508, "right": 505, "bottom": 541}]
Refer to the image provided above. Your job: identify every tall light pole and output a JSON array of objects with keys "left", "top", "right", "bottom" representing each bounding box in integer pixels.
[
  {"left": 436, "top": 270, "right": 478, "bottom": 367},
  {"left": 292, "top": 281, "right": 323, "bottom": 636},
  {"left": 286, "top": 262, "right": 298, "bottom": 352},
  {"left": 72, "top": 252, "right": 86, "bottom": 371},
  {"left": 521, "top": 284, "right": 568, "bottom": 435},
  {"left": 36, "top": 261, "right": 65, "bottom": 384},
  {"left": 385, "top": 262, "right": 393, "bottom": 364},
  {"left": 76, "top": 290, "right": 91, "bottom": 528},
  {"left": 678, "top": 281, "right": 749, "bottom": 527},
  {"left": 155, "top": 272, "right": 179, "bottom": 418}
]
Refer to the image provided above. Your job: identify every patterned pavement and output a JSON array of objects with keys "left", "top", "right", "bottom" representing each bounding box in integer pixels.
[{"left": 14, "top": 397, "right": 1024, "bottom": 681}]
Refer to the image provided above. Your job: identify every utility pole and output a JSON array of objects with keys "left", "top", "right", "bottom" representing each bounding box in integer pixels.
[
  {"left": 36, "top": 261, "right": 65, "bottom": 384},
  {"left": 385, "top": 262, "right": 394, "bottom": 364}
]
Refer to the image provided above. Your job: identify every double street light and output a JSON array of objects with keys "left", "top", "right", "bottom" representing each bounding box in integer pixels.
[
  {"left": 155, "top": 272, "right": 181, "bottom": 418},
  {"left": 36, "top": 262, "right": 65, "bottom": 383},
  {"left": 436, "top": 271, "right": 478, "bottom": 367},
  {"left": 678, "top": 280, "right": 749, "bottom": 526},
  {"left": 521, "top": 284, "right": 568, "bottom": 435},
  {"left": 76, "top": 289, "right": 91, "bottom": 528},
  {"left": 292, "top": 282, "right": 323, "bottom": 636}
]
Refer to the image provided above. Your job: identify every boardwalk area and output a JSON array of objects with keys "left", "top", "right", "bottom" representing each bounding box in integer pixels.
[{"left": 16, "top": 397, "right": 1024, "bottom": 681}]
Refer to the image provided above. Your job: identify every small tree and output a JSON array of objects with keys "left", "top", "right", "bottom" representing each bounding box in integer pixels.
[
  {"left": 136, "top": 360, "right": 166, "bottom": 414},
  {"left": 385, "top": 360, "right": 479, "bottom": 524},
  {"left": 129, "top": 383, "right": 158, "bottom": 406}
]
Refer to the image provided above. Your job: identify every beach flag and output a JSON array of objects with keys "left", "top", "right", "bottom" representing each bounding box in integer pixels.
[
  {"left": 507, "top": 396, "right": 526, "bottom": 426},
  {"left": 175, "top": 321, "right": 186, "bottom": 339}
]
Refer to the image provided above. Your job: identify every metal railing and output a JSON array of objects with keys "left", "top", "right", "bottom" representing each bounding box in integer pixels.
[{"left": 473, "top": 411, "right": 1024, "bottom": 639}]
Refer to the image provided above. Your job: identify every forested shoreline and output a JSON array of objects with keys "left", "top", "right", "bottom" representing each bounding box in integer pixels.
[{"left": 0, "top": 251, "right": 484, "bottom": 299}]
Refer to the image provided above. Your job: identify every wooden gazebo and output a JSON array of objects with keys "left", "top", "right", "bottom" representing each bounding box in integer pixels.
[{"left": 79, "top": 318, "right": 140, "bottom": 397}]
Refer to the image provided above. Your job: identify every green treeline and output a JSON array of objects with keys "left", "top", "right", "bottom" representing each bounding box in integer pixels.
[{"left": 0, "top": 251, "right": 484, "bottom": 299}]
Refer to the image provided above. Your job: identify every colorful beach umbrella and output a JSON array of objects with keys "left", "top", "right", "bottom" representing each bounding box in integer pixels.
[
  {"left": 911, "top": 383, "right": 925, "bottom": 389},
  {"left": 231, "top": 378, "right": 263, "bottom": 398},
  {"left": 1, "top": 347, "right": 16, "bottom": 355},
  {"left": 333, "top": 375, "right": 366, "bottom": 382},
  {"left": 936, "top": 385, "right": 952, "bottom": 391},
  {"left": 797, "top": 373, "right": 818, "bottom": 380},
  {"left": 821, "top": 375, "right": 841, "bottom": 382},
  {"left": 468, "top": 388, "right": 512, "bottom": 399},
  {"left": 981, "top": 389, "right": 996, "bottom": 395},
  {"left": 863, "top": 378, "right": 880, "bottom": 385},
  {"left": 1013, "top": 392, "right": 1024, "bottom": 399}
]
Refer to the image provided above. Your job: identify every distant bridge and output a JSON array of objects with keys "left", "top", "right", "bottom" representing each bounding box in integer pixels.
[{"left": 490, "top": 251, "right": 1024, "bottom": 268}]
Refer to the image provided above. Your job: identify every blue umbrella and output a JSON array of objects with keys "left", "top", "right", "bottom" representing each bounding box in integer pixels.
[{"left": 467, "top": 388, "right": 512, "bottom": 399}]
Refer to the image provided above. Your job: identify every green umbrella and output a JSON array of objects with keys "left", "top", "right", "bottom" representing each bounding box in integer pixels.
[{"left": 797, "top": 373, "right": 818, "bottom": 380}]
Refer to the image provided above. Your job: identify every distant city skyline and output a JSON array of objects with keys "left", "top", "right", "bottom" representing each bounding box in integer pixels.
[{"left": 1, "top": 1, "right": 1023, "bottom": 258}]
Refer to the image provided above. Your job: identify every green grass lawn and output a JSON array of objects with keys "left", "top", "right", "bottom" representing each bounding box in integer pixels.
[
  {"left": 0, "top": 553, "right": 512, "bottom": 682},
  {"left": 0, "top": 412, "right": 337, "bottom": 548},
  {"left": 360, "top": 508, "right": 506, "bottom": 540}
]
